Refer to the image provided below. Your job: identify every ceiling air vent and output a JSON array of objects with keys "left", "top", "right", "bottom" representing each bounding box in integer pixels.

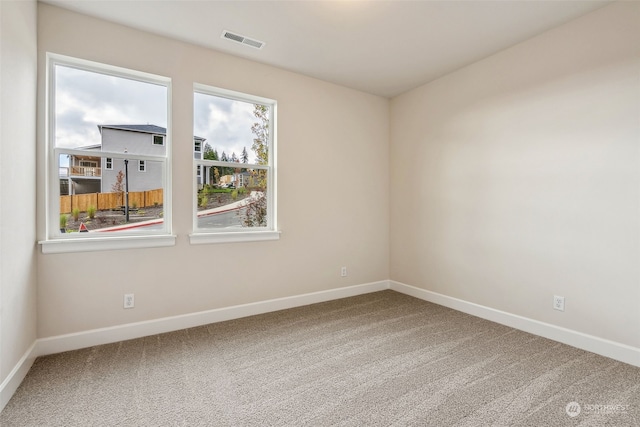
[{"left": 221, "top": 30, "right": 265, "bottom": 50}]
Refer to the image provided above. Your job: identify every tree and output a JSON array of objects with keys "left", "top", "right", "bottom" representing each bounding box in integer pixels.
[
  {"left": 251, "top": 104, "right": 269, "bottom": 166},
  {"left": 244, "top": 104, "right": 270, "bottom": 227},
  {"left": 203, "top": 143, "right": 219, "bottom": 184},
  {"left": 229, "top": 152, "right": 240, "bottom": 188},
  {"left": 111, "top": 170, "right": 125, "bottom": 205},
  {"left": 203, "top": 143, "right": 218, "bottom": 160},
  {"left": 220, "top": 151, "right": 231, "bottom": 176},
  {"left": 241, "top": 146, "right": 249, "bottom": 164}
]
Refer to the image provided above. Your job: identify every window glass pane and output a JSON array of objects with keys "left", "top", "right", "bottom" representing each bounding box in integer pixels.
[
  {"left": 193, "top": 87, "right": 274, "bottom": 237},
  {"left": 52, "top": 61, "right": 169, "bottom": 238},
  {"left": 55, "top": 65, "right": 167, "bottom": 149},
  {"left": 194, "top": 92, "right": 263, "bottom": 164},
  {"left": 197, "top": 166, "right": 268, "bottom": 229}
]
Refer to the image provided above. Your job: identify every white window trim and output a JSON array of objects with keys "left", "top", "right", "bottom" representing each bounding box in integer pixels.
[
  {"left": 190, "top": 84, "right": 278, "bottom": 245},
  {"left": 105, "top": 157, "right": 113, "bottom": 170},
  {"left": 138, "top": 160, "right": 146, "bottom": 172},
  {"left": 40, "top": 53, "right": 174, "bottom": 254}
]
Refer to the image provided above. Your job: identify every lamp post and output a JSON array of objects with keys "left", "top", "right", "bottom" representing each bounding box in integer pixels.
[{"left": 124, "top": 151, "right": 130, "bottom": 222}]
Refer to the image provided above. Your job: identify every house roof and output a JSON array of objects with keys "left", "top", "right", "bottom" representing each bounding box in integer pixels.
[{"left": 98, "top": 124, "right": 206, "bottom": 141}]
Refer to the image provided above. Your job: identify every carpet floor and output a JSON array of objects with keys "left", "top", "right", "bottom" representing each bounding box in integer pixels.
[{"left": 1, "top": 290, "right": 639, "bottom": 426}]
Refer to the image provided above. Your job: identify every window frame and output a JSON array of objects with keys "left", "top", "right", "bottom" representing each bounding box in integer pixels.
[
  {"left": 190, "top": 84, "right": 279, "bottom": 244},
  {"left": 152, "top": 134, "right": 165, "bottom": 146},
  {"left": 105, "top": 157, "right": 113, "bottom": 170},
  {"left": 138, "top": 160, "right": 147, "bottom": 172},
  {"left": 40, "top": 53, "right": 175, "bottom": 254}
]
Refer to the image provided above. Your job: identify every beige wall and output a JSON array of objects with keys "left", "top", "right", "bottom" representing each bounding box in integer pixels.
[
  {"left": 390, "top": 2, "right": 640, "bottom": 348},
  {"left": 0, "top": 0, "right": 38, "bottom": 388},
  {"left": 36, "top": 4, "right": 389, "bottom": 337}
]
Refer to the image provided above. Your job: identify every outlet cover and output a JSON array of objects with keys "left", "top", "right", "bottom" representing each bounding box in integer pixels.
[
  {"left": 124, "top": 293, "right": 135, "bottom": 309},
  {"left": 553, "top": 295, "right": 565, "bottom": 311}
]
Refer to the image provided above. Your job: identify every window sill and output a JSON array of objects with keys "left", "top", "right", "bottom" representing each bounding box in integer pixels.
[
  {"left": 189, "top": 230, "right": 280, "bottom": 245},
  {"left": 39, "top": 234, "right": 177, "bottom": 254}
]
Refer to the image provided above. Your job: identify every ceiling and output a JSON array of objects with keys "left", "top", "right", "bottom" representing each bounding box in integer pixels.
[{"left": 43, "top": 0, "right": 610, "bottom": 98}]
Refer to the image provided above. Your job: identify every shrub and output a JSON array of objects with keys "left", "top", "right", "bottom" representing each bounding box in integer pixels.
[
  {"left": 199, "top": 195, "right": 208, "bottom": 208},
  {"left": 243, "top": 193, "right": 267, "bottom": 227},
  {"left": 238, "top": 187, "right": 247, "bottom": 195},
  {"left": 71, "top": 207, "right": 80, "bottom": 221},
  {"left": 87, "top": 205, "right": 96, "bottom": 219},
  {"left": 60, "top": 214, "right": 68, "bottom": 230},
  {"left": 132, "top": 201, "right": 138, "bottom": 209},
  {"left": 231, "top": 190, "right": 238, "bottom": 200}
]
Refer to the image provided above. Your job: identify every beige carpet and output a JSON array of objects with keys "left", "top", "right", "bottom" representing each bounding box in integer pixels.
[{"left": 2, "top": 290, "right": 639, "bottom": 426}]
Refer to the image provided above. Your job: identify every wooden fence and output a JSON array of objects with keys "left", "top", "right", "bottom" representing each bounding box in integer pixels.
[{"left": 60, "top": 189, "right": 163, "bottom": 214}]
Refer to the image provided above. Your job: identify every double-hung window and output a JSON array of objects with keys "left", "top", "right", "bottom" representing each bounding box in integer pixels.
[
  {"left": 191, "top": 84, "right": 278, "bottom": 244},
  {"left": 41, "top": 54, "right": 174, "bottom": 253}
]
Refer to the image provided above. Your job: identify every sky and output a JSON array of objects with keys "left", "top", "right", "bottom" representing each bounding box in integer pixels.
[{"left": 55, "top": 64, "right": 260, "bottom": 163}]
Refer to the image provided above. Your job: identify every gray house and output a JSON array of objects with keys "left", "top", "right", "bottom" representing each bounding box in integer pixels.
[
  {"left": 59, "top": 144, "right": 101, "bottom": 195},
  {"left": 98, "top": 124, "right": 205, "bottom": 192}
]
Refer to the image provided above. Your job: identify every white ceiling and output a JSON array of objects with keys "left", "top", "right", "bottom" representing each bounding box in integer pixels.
[{"left": 43, "top": 0, "right": 610, "bottom": 98}]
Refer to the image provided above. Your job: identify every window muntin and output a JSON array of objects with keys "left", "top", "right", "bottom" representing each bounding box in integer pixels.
[
  {"left": 45, "top": 54, "right": 171, "bottom": 247},
  {"left": 153, "top": 135, "right": 165, "bottom": 145},
  {"left": 192, "top": 85, "right": 276, "bottom": 240},
  {"left": 138, "top": 160, "right": 146, "bottom": 172}
]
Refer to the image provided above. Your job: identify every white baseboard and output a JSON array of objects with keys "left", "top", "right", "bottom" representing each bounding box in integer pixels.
[
  {"left": 390, "top": 280, "right": 640, "bottom": 368},
  {"left": 0, "top": 342, "right": 37, "bottom": 413},
  {"left": 34, "top": 280, "right": 390, "bottom": 357}
]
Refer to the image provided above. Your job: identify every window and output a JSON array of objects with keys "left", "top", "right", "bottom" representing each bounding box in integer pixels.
[
  {"left": 41, "top": 53, "right": 174, "bottom": 254},
  {"left": 194, "top": 140, "right": 202, "bottom": 153},
  {"left": 153, "top": 135, "right": 165, "bottom": 146},
  {"left": 191, "top": 84, "right": 278, "bottom": 244}
]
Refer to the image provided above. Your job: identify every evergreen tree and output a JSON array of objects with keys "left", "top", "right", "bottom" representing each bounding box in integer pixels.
[
  {"left": 203, "top": 143, "right": 218, "bottom": 160},
  {"left": 220, "top": 151, "right": 231, "bottom": 176},
  {"left": 203, "top": 143, "right": 219, "bottom": 184}
]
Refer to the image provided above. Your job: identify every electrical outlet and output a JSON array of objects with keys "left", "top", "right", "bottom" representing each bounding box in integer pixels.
[
  {"left": 124, "top": 293, "right": 135, "bottom": 309},
  {"left": 553, "top": 295, "right": 565, "bottom": 311},
  {"left": 341, "top": 266, "right": 347, "bottom": 277}
]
